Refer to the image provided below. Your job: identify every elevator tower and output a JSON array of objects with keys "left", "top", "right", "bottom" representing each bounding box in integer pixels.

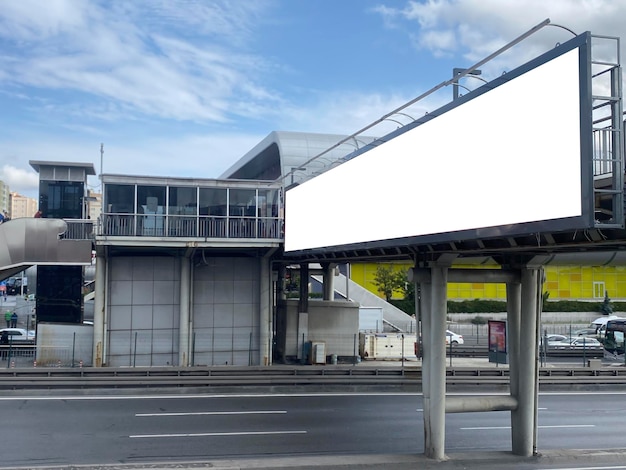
[{"left": 30, "top": 161, "right": 96, "bottom": 324}]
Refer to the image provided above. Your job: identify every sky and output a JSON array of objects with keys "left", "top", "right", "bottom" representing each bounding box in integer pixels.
[{"left": 0, "top": 0, "right": 625, "bottom": 200}]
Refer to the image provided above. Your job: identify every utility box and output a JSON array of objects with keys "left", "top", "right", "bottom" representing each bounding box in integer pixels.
[
  {"left": 311, "top": 341, "right": 326, "bottom": 365},
  {"left": 588, "top": 359, "right": 602, "bottom": 369},
  {"left": 360, "top": 333, "right": 416, "bottom": 360}
]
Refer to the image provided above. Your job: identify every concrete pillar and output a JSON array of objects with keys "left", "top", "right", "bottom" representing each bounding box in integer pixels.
[
  {"left": 92, "top": 254, "right": 106, "bottom": 367},
  {"left": 299, "top": 264, "right": 309, "bottom": 313},
  {"left": 322, "top": 263, "right": 335, "bottom": 301},
  {"left": 507, "top": 279, "right": 522, "bottom": 442},
  {"left": 424, "top": 265, "right": 448, "bottom": 460},
  {"left": 419, "top": 275, "right": 432, "bottom": 454},
  {"left": 178, "top": 256, "right": 192, "bottom": 367},
  {"left": 260, "top": 257, "right": 271, "bottom": 366},
  {"left": 277, "top": 264, "right": 287, "bottom": 301},
  {"left": 297, "top": 264, "right": 309, "bottom": 361},
  {"left": 512, "top": 267, "right": 539, "bottom": 456},
  {"left": 274, "top": 264, "right": 287, "bottom": 363}
]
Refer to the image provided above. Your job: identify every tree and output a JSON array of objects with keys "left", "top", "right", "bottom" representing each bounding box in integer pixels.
[
  {"left": 372, "top": 265, "right": 406, "bottom": 301},
  {"left": 400, "top": 275, "right": 415, "bottom": 301},
  {"left": 600, "top": 291, "right": 613, "bottom": 315}
]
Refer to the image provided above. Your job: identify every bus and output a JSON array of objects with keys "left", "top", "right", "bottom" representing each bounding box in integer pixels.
[{"left": 603, "top": 319, "right": 626, "bottom": 361}]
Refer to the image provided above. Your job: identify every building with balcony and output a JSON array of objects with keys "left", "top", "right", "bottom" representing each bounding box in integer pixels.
[{"left": 84, "top": 132, "right": 373, "bottom": 368}]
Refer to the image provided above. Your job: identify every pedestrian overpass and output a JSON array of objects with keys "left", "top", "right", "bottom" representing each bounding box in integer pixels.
[{"left": 0, "top": 218, "right": 93, "bottom": 282}]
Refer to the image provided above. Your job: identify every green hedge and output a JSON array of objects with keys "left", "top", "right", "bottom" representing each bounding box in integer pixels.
[{"left": 389, "top": 298, "right": 626, "bottom": 315}]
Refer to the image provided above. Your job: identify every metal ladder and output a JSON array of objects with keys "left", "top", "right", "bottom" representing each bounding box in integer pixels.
[{"left": 591, "top": 34, "right": 624, "bottom": 228}]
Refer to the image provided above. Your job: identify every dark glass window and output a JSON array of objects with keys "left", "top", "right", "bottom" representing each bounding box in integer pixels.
[
  {"left": 137, "top": 185, "right": 166, "bottom": 214},
  {"left": 39, "top": 181, "right": 84, "bottom": 219},
  {"left": 229, "top": 189, "right": 256, "bottom": 217},
  {"left": 37, "top": 266, "right": 83, "bottom": 324},
  {"left": 258, "top": 189, "right": 280, "bottom": 217},
  {"left": 104, "top": 184, "right": 135, "bottom": 214},
  {"left": 168, "top": 187, "right": 197, "bottom": 215},
  {"left": 199, "top": 188, "right": 227, "bottom": 216}
]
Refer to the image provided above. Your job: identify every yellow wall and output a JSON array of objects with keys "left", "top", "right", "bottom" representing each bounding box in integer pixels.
[{"left": 350, "top": 262, "right": 626, "bottom": 301}]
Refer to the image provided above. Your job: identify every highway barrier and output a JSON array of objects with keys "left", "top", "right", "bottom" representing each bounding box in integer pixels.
[{"left": 0, "top": 365, "right": 625, "bottom": 391}]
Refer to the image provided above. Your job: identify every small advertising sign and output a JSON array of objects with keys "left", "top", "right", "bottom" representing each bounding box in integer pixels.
[{"left": 488, "top": 320, "right": 508, "bottom": 364}]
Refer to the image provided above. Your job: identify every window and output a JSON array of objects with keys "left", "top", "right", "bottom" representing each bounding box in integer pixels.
[
  {"left": 257, "top": 189, "right": 280, "bottom": 217},
  {"left": 40, "top": 181, "right": 84, "bottom": 218},
  {"left": 104, "top": 184, "right": 135, "bottom": 213},
  {"left": 137, "top": 186, "right": 166, "bottom": 236},
  {"left": 137, "top": 186, "right": 166, "bottom": 213},
  {"left": 593, "top": 282, "right": 605, "bottom": 299},
  {"left": 229, "top": 189, "right": 256, "bottom": 217},
  {"left": 168, "top": 187, "right": 197, "bottom": 215},
  {"left": 199, "top": 188, "right": 227, "bottom": 216}
]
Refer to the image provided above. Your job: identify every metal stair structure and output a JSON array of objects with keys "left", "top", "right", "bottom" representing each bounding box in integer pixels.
[
  {"left": 312, "top": 273, "right": 416, "bottom": 332},
  {"left": 0, "top": 218, "right": 93, "bottom": 281}
]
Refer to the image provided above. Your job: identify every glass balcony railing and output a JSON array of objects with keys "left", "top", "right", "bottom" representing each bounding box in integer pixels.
[
  {"left": 66, "top": 214, "right": 282, "bottom": 240},
  {"left": 63, "top": 214, "right": 283, "bottom": 241}
]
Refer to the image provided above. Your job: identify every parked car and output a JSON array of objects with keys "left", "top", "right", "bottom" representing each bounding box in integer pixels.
[
  {"left": 541, "top": 334, "right": 569, "bottom": 348},
  {"left": 0, "top": 328, "right": 35, "bottom": 343},
  {"left": 446, "top": 330, "right": 464, "bottom": 345},
  {"left": 545, "top": 334, "right": 569, "bottom": 342},
  {"left": 573, "top": 328, "right": 598, "bottom": 337},
  {"left": 547, "top": 339, "right": 572, "bottom": 348},
  {"left": 553, "top": 337, "right": 602, "bottom": 349}
]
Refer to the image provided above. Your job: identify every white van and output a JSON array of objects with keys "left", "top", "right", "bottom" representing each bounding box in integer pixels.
[{"left": 592, "top": 315, "right": 626, "bottom": 339}]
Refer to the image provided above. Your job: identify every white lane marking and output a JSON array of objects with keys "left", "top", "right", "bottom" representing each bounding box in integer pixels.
[
  {"left": 536, "top": 467, "right": 626, "bottom": 470},
  {"left": 461, "top": 424, "right": 595, "bottom": 430},
  {"left": 538, "top": 425, "right": 596, "bottom": 428},
  {"left": 136, "top": 410, "right": 287, "bottom": 417},
  {"left": 130, "top": 430, "right": 307, "bottom": 438}
]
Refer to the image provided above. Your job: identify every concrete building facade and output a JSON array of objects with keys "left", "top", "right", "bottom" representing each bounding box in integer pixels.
[{"left": 9, "top": 192, "right": 38, "bottom": 219}]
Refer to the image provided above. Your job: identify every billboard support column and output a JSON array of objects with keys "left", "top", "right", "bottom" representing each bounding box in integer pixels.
[
  {"left": 419, "top": 272, "right": 432, "bottom": 456},
  {"left": 296, "top": 264, "right": 309, "bottom": 362},
  {"left": 513, "top": 267, "right": 540, "bottom": 456},
  {"left": 424, "top": 264, "right": 448, "bottom": 460},
  {"left": 506, "top": 279, "right": 522, "bottom": 447}
]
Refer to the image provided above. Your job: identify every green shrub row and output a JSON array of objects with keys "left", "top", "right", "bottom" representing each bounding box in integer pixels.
[{"left": 390, "top": 299, "right": 626, "bottom": 315}]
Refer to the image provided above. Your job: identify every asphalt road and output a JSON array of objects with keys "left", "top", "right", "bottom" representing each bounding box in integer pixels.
[{"left": 1, "top": 390, "right": 625, "bottom": 468}]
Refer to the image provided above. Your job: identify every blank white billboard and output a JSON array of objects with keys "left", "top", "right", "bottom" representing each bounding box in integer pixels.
[{"left": 285, "top": 35, "right": 591, "bottom": 254}]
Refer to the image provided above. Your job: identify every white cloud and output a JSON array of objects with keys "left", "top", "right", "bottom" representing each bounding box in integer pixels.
[
  {"left": 380, "top": 0, "right": 626, "bottom": 82},
  {"left": 0, "top": 0, "right": 279, "bottom": 123},
  {"left": 276, "top": 89, "right": 446, "bottom": 141},
  {"left": 0, "top": 165, "right": 39, "bottom": 198}
]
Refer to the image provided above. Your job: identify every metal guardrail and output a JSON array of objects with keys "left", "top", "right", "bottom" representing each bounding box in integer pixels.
[
  {"left": 452, "top": 346, "right": 604, "bottom": 358},
  {"left": 0, "top": 365, "right": 625, "bottom": 390}
]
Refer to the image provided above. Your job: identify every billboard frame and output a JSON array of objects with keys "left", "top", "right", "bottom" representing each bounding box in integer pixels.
[{"left": 284, "top": 32, "right": 594, "bottom": 256}]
